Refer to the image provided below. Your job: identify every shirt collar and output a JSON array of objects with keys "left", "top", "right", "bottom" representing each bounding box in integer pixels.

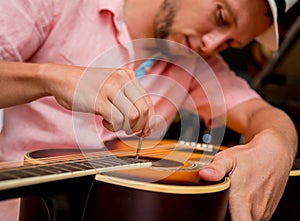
[{"left": 98, "top": 0, "right": 125, "bottom": 32}]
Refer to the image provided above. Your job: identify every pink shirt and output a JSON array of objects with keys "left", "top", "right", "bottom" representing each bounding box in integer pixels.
[{"left": 0, "top": 0, "right": 259, "bottom": 220}]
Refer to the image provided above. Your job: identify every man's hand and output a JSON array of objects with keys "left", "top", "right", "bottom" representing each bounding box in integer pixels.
[
  {"left": 43, "top": 64, "right": 155, "bottom": 136},
  {"left": 198, "top": 99, "right": 297, "bottom": 220},
  {"left": 199, "top": 130, "right": 294, "bottom": 221}
]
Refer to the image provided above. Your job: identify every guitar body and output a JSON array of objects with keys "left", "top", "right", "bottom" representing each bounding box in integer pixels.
[
  {"left": 83, "top": 139, "right": 230, "bottom": 221},
  {"left": 83, "top": 175, "right": 229, "bottom": 221},
  {"left": 19, "top": 139, "right": 230, "bottom": 221},
  {"left": 270, "top": 159, "right": 300, "bottom": 221}
]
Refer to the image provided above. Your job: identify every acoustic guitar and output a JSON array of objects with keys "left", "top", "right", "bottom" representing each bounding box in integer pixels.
[{"left": 0, "top": 139, "right": 230, "bottom": 221}]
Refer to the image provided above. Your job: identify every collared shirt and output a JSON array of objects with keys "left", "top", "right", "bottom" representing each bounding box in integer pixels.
[
  {"left": 0, "top": 0, "right": 259, "bottom": 220},
  {"left": 0, "top": 0, "right": 261, "bottom": 159}
]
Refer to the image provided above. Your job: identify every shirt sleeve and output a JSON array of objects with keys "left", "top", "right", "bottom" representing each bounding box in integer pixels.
[
  {"left": 183, "top": 54, "right": 260, "bottom": 127},
  {"left": 0, "top": 0, "right": 57, "bottom": 61}
]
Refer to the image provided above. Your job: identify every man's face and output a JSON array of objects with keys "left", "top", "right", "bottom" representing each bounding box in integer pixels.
[{"left": 153, "top": 0, "right": 272, "bottom": 57}]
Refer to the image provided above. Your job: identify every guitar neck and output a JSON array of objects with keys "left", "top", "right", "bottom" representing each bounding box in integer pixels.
[{"left": 0, "top": 154, "right": 151, "bottom": 191}]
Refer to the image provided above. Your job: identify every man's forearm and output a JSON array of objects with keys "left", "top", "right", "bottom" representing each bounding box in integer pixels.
[
  {"left": 245, "top": 106, "right": 298, "bottom": 160},
  {"left": 0, "top": 61, "right": 51, "bottom": 108}
]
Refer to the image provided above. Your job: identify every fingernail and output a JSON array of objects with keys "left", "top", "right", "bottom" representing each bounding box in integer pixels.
[
  {"left": 142, "top": 128, "right": 150, "bottom": 136},
  {"left": 201, "top": 167, "right": 217, "bottom": 176}
]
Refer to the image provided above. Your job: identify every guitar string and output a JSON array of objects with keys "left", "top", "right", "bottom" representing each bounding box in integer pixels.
[
  {"left": 0, "top": 143, "right": 217, "bottom": 174},
  {"left": 0, "top": 145, "right": 166, "bottom": 171}
]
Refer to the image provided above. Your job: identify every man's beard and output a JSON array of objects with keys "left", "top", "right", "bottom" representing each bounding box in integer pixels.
[{"left": 153, "top": 0, "right": 177, "bottom": 59}]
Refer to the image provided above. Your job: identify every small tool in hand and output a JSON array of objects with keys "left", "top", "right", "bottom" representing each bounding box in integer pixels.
[{"left": 135, "top": 134, "right": 143, "bottom": 159}]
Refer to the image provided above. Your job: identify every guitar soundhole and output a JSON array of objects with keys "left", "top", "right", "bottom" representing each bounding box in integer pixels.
[{"left": 133, "top": 157, "right": 183, "bottom": 168}]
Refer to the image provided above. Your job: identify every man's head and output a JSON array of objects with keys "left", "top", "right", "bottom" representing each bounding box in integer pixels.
[{"left": 152, "top": 0, "right": 297, "bottom": 57}]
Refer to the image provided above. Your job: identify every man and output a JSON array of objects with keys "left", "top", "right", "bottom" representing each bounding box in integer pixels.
[{"left": 0, "top": 0, "right": 298, "bottom": 220}]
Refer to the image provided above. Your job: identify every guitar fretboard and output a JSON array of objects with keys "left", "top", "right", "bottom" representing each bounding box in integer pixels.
[{"left": 0, "top": 155, "right": 151, "bottom": 191}]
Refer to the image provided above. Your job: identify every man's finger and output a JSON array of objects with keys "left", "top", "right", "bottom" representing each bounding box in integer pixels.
[{"left": 199, "top": 151, "right": 235, "bottom": 181}]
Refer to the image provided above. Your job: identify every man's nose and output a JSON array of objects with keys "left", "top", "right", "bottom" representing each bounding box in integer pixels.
[{"left": 201, "top": 32, "right": 229, "bottom": 55}]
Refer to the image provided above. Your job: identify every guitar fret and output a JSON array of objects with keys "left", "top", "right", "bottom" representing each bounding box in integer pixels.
[
  {"left": 80, "top": 162, "right": 96, "bottom": 168},
  {"left": 0, "top": 172, "right": 22, "bottom": 180},
  {"left": 14, "top": 168, "right": 39, "bottom": 176},
  {"left": 0, "top": 169, "right": 45, "bottom": 179},
  {"left": 14, "top": 167, "right": 57, "bottom": 177},
  {"left": 0, "top": 156, "right": 151, "bottom": 187},
  {"left": 121, "top": 157, "right": 142, "bottom": 164},
  {"left": 70, "top": 162, "right": 95, "bottom": 170},
  {"left": 89, "top": 156, "right": 125, "bottom": 168},
  {"left": 50, "top": 164, "right": 82, "bottom": 172},
  {"left": 88, "top": 161, "right": 111, "bottom": 168},
  {"left": 89, "top": 160, "right": 121, "bottom": 168},
  {"left": 47, "top": 165, "right": 73, "bottom": 173}
]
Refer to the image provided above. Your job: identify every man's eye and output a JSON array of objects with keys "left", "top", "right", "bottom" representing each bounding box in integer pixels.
[{"left": 217, "top": 6, "right": 228, "bottom": 26}]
